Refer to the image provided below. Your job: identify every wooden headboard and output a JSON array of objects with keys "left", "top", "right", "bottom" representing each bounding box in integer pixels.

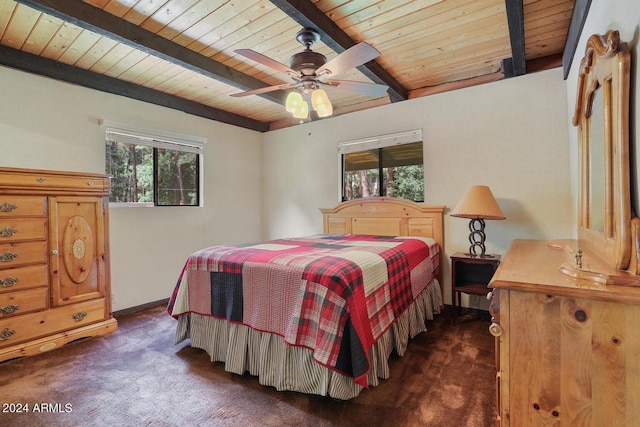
[{"left": 320, "top": 197, "right": 446, "bottom": 288}]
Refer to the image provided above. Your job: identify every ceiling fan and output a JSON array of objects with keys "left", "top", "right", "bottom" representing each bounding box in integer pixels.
[{"left": 231, "top": 28, "right": 389, "bottom": 118}]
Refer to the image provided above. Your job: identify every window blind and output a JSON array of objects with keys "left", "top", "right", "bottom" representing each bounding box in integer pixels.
[
  {"left": 101, "top": 119, "right": 205, "bottom": 154},
  {"left": 338, "top": 129, "right": 423, "bottom": 154}
]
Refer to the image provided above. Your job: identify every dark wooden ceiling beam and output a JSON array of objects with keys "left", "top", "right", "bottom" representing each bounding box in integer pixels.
[
  {"left": 269, "top": 0, "right": 408, "bottom": 103},
  {"left": 0, "top": 45, "right": 270, "bottom": 132},
  {"left": 527, "top": 53, "right": 563, "bottom": 73},
  {"left": 562, "top": 0, "right": 592, "bottom": 79},
  {"left": 13, "top": 0, "right": 286, "bottom": 105},
  {"left": 503, "top": 0, "right": 526, "bottom": 77}
]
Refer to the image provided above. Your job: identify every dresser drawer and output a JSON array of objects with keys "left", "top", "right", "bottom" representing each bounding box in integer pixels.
[
  {"left": 0, "top": 287, "right": 48, "bottom": 318},
  {"left": 0, "top": 264, "right": 48, "bottom": 293},
  {"left": 0, "top": 298, "right": 105, "bottom": 348},
  {"left": 0, "top": 196, "right": 46, "bottom": 217},
  {"left": 0, "top": 218, "right": 47, "bottom": 242},
  {"left": 0, "top": 241, "right": 48, "bottom": 267},
  {"left": 0, "top": 171, "right": 108, "bottom": 194}
]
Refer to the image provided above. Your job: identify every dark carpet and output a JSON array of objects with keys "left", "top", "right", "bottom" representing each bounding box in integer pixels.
[{"left": 0, "top": 305, "right": 496, "bottom": 427}]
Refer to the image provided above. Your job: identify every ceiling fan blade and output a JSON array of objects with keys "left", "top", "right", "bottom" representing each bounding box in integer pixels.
[
  {"left": 317, "top": 43, "right": 380, "bottom": 77},
  {"left": 235, "top": 49, "right": 298, "bottom": 75},
  {"left": 230, "top": 83, "right": 295, "bottom": 97},
  {"left": 324, "top": 80, "right": 389, "bottom": 98}
]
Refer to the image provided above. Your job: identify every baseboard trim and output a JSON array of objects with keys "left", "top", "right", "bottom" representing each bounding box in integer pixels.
[{"left": 113, "top": 298, "right": 169, "bottom": 317}]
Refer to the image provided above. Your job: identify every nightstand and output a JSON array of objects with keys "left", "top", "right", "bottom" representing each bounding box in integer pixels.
[{"left": 450, "top": 252, "right": 500, "bottom": 323}]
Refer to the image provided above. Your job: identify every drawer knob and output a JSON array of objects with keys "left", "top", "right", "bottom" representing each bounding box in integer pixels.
[
  {"left": 87, "top": 181, "right": 94, "bottom": 186},
  {"left": 489, "top": 322, "right": 503, "bottom": 337},
  {"left": 0, "top": 304, "right": 19, "bottom": 315},
  {"left": 575, "top": 249, "right": 583, "bottom": 268},
  {"left": 52, "top": 249, "right": 59, "bottom": 255},
  {"left": 72, "top": 311, "right": 88, "bottom": 322},
  {"left": 0, "top": 276, "right": 18, "bottom": 288},
  {"left": 0, "top": 328, "right": 16, "bottom": 341},
  {"left": 36, "top": 177, "right": 46, "bottom": 183},
  {"left": 0, "top": 227, "right": 17, "bottom": 238},
  {"left": 0, "top": 202, "right": 18, "bottom": 213},
  {"left": 0, "top": 252, "right": 18, "bottom": 262}
]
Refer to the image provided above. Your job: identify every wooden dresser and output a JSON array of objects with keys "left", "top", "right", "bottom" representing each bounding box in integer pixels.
[
  {"left": 489, "top": 239, "right": 640, "bottom": 426},
  {"left": 0, "top": 167, "right": 117, "bottom": 361}
]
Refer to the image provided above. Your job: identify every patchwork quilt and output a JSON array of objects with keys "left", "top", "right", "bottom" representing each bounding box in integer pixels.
[{"left": 168, "top": 234, "right": 439, "bottom": 387}]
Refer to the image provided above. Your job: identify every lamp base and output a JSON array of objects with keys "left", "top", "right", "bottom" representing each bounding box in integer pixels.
[{"left": 467, "top": 218, "right": 487, "bottom": 256}]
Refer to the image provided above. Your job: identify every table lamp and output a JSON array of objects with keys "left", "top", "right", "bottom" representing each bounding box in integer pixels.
[{"left": 451, "top": 185, "right": 505, "bottom": 257}]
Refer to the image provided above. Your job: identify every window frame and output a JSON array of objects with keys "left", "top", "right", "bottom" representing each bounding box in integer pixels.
[
  {"left": 338, "top": 129, "right": 424, "bottom": 202},
  {"left": 102, "top": 120, "right": 205, "bottom": 208}
]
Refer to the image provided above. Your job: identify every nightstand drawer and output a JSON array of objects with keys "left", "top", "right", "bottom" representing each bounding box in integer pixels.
[
  {"left": 0, "top": 218, "right": 47, "bottom": 242},
  {"left": 0, "top": 241, "right": 48, "bottom": 267},
  {"left": 0, "top": 196, "right": 46, "bottom": 218},
  {"left": 0, "top": 287, "right": 48, "bottom": 317}
]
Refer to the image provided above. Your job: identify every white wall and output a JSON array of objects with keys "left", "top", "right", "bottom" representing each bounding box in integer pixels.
[
  {"left": 0, "top": 67, "right": 263, "bottom": 311},
  {"left": 565, "top": 0, "right": 640, "bottom": 218},
  {"left": 263, "top": 68, "right": 573, "bottom": 305}
]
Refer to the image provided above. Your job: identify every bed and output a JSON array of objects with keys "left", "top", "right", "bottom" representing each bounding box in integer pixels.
[{"left": 168, "top": 197, "right": 445, "bottom": 400}]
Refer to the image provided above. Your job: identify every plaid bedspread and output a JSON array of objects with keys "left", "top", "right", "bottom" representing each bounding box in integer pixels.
[{"left": 168, "top": 234, "right": 439, "bottom": 387}]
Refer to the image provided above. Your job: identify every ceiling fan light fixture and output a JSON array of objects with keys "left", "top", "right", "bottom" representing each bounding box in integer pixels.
[
  {"left": 292, "top": 99, "right": 309, "bottom": 119},
  {"left": 286, "top": 89, "right": 310, "bottom": 119},
  {"left": 311, "top": 88, "right": 333, "bottom": 117},
  {"left": 285, "top": 91, "right": 304, "bottom": 113}
]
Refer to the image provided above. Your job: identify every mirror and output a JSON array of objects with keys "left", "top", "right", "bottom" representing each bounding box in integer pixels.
[
  {"left": 573, "top": 30, "right": 632, "bottom": 271},
  {"left": 588, "top": 88, "right": 605, "bottom": 233}
]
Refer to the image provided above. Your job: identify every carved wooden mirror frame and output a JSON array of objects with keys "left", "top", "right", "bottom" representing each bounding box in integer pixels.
[{"left": 573, "top": 30, "right": 632, "bottom": 271}]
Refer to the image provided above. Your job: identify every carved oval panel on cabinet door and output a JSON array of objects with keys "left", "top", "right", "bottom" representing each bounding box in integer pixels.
[{"left": 62, "top": 215, "right": 94, "bottom": 284}]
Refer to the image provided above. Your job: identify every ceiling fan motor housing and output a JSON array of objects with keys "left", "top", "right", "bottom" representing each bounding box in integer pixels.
[{"left": 289, "top": 51, "right": 327, "bottom": 76}]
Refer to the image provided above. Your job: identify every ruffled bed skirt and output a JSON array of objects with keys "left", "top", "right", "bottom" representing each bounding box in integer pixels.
[{"left": 174, "top": 279, "right": 442, "bottom": 400}]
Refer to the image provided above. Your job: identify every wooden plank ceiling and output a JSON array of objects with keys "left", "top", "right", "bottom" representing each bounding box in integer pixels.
[{"left": 0, "top": 0, "right": 575, "bottom": 132}]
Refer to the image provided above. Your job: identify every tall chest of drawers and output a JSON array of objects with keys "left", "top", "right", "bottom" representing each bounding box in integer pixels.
[{"left": 0, "top": 167, "right": 117, "bottom": 361}]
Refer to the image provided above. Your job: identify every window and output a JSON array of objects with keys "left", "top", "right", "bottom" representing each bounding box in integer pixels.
[
  {"left": 339, "top": 130, "right": 424, "bottom": 202},
  {"left": 103, "top": 122, "right": 204, "bottom": 207}
]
